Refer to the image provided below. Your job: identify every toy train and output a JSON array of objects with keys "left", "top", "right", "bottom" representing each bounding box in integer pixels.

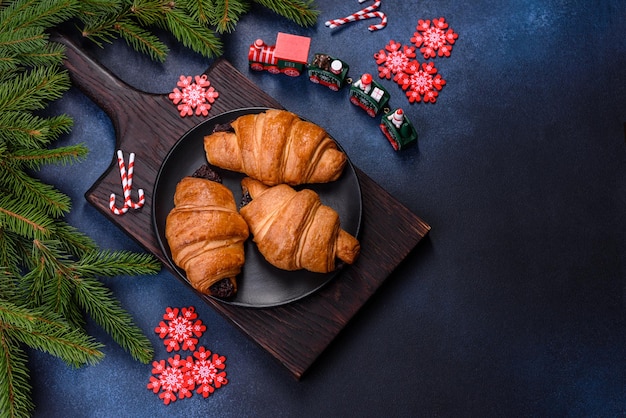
[{"left": 248, "top": 32, "right": 417, "bottom": 151}]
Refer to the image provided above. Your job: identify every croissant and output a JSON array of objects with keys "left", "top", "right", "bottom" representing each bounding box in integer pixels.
[
  {"left": 240, "top": 177, "right": 360, "bottom": 273},
  {"left": 165, "top": 176, "right": 249, "bottom": 298},
  {"left": 204, "top": 109, "right": 347, "bottom": 186}
]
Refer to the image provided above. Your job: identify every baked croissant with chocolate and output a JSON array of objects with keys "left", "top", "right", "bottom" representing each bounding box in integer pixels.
[
  {"left": 204, "top": 109, "right": 347, "bottom": 186},
  {"left": 240, "top": 177, "right": 360, "bottom": 273},
  {"left": 165, "top": 176, "right": 249, "bottom": 298}
]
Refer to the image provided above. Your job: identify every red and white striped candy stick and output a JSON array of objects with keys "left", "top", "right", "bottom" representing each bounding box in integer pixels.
[
  {"left": 109, "top": 150, "right": 144, "bottom": 215},
  {"left": 325, "top": 0, "right": 386, "bottom": 30},
  {"left": 110, "top": 150, "right": 130, "bottom": 215},
  {"left": 357, "top": 0, "right": 381, "bottom": 14},
  {"left": 125, "top": 152, "right": 145, "bottom": 210},
  {"left": 109, "top": 193, "right": 128, "bottom": 215},
  {"left": 365, "top": 11, "right": 387, "bottom": 31}
]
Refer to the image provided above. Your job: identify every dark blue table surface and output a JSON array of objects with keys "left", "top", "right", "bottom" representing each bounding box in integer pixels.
[{"left": 32, "top": 1, "right": 625, "bottom": 416}]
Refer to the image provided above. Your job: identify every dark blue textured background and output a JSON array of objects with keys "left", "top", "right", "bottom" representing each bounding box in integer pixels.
[{"left": 30, "top": 1, "right": 625, "bottom": 416}]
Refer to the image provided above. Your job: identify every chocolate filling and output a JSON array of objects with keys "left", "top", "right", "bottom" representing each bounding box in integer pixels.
[
  {"left": 209, "top": 278, "right": 235, "bottom": 299},
  {"left": 192, "top": 164, "right": 222, "bottom": 183},
  {"left": 213, "top": 122, "right": 234, "bottom": 133}
]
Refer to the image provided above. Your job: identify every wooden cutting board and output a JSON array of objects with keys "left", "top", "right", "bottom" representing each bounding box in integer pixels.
[{"left": 55, "top": 33, "right": 430, "bottom": 379}]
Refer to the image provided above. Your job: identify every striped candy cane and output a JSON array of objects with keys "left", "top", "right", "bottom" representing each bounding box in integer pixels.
[
  {"left": 109, "top": 150, "right": 145, "bottom": 215},
  {"left": 109, "top": 193, "right": 128, "bottom": 215},
  {"left": 125, "top": 152, "right": 145, "bottom": 210},
  {"left": 365, "top": 11, "right": 387, "bottom": 31},
  {"left": 357, "top": 0, "right": 381, "bottom": 14},
  {"left": 325, "top": 1, "right": 387, "bottom": 31}
]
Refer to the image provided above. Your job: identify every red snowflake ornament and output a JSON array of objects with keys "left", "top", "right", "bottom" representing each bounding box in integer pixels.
[
  {"left": 147, "top": 355, "right": 195, "bottom": 405},
  {"left": 397, "top": 61, "right": 446, "bottom": 103},
  {"left": 190, "top": 347, "right": 229, "bottom": 398},
  {"left": 374, "top": 40, "right": 416, "bottom": 79},
  {"left": 169, "top": 75, "right": 219, "bottom": 117},
  {"left": 148, "top": 348, "right": 229, "bottom": 404},
  {"left": 155, "top": 307, "right": 206, "bottom": 352},
  {"left": 148, "top": 307, "right": 230, "bottom": 405},
  {"left": 411, "top": 17, "right": 458, "bottom": 59},
  {"left": 373, "top": 40, "right": 447, "bottom": 104}
]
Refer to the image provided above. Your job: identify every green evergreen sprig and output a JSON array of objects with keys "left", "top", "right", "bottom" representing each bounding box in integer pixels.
[
  {"left": 0, "top": 0, "right": 320, "bottom": 415},
  {"left": 77, "top": 0, "right": 319, "bottom": 61},
  {"left": 0, "top": 1, "right": 162, "bottom": 416}
]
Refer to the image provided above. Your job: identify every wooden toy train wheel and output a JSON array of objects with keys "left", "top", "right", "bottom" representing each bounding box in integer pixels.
[
  {"left": 267, "top": 66, "right": 280, "bottom": 74},
  {"left": 283, "top": 68, "right": 301, "bottom": 77}
]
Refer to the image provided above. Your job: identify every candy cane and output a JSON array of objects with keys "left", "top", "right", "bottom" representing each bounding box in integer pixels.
[
  {"left": 365, "top": 11, "right": 387, "bottom": 31},
  {"left": 109, "top": 150, "right": 144, "bottom": 215},
  {"left": 356, "top": 0, "right": 381, "bottom": 14},
  {"left": 109, "top": 193, "right": 128, "bottom": 215},
  {"left": 325, "top": 12, "right": 374, "bottom": 29},
  {"left": 325, "top": 1, "right": 387, "bottom": 31},
  {"left": 125, "top": 152, "right": 145, "bottom": 210}
]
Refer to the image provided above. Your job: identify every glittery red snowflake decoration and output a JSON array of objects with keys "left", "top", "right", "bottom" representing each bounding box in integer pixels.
[
  {"left": 190, "top": 347, "right": 228, "bottom": 398},
  {"left": 396, "top": 61, "right": 446, "bottom": 103},
  {"left": 155, "top": 306, "right": 206, "bottom": 352},
  {"left": 411, "top": 17, "right": 458, "bottom": 59},
  {"left": 373, "top": 17, "right": 458, "bottom": 104},
  {"left": 149, "top": 306, "right": 229, "bottom": 405},
  {"left": 147, "top": 348, "right": 228, "bottom": 405},
  {"left": 374, "top": 40, "right": 416, "bottom": 80},
  {"left": 169, "top": 75, "right": 219, "bottom": 117},
  {"left": 375, "top": 40, "right": 446, "bottom": 104},
  {"left": 147, "top": 355, "right": 194, "bottom": 405}
]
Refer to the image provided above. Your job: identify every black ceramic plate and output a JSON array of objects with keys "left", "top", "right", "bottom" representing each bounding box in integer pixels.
[{"left": 153, "top": 108, "right": 362, "bottom": 308}]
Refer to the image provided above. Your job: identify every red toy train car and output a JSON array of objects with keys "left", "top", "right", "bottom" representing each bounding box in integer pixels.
[
  {"left": 249, "top": 32, "right": 350, "bottom": 92},
  {"left": 248, "top": 32, "right": 311, "bottom": 77}
]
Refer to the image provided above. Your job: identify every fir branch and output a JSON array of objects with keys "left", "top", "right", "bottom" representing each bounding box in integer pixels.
[
  {"left": 22, "top": 242, "right": 159, "bottom": 362},
  {"left": 0, "top": 26, "right": 48, "bottom": 71},
  {"left": 179, "top": 0, "right": 214, "bottom": 25},
  {"left": 0, "top": 334, "right": 33, "bottom": 418},
  {"left": 0, "top": 299, "right": 104, "bottom": 417},
  {"left": 0, "top": 232, "right": 23, "bottom": 278},
  {"left": 79, "top": 6, "right": 171, "bottom": 61},
  {"left": 0, "top": 301, "right": 105, "bottom": 367},
  {"left": 128, "top": 0, "right": 171, "bottom": 26},
  {"left": 0, "top": 0, "right": 79, "bottom": 32},
  {"left": 161, "top": 7, "right": 223, "bottom": 58},
  {"left": 0, "top": 158, "right": 73, "bottom": 217},
  {"left": 74, "top": 249, "right": 163, "bottom": 277},
  {"left": 23, "top": 240, "right": 85, "bottom": 329},
  {"left": 0, "top": 1, "right": 167, "bottom": 414},
  {"left": 253, "top": 0, "right": 319, "bottom": 27},
  {"left": 0, "top": 53, "right": 17, "bottom": 74},
  {"left": 19, "top": 37, "right": 67, "bottom": 68},
  {"left": 10, "top": 324, "right": 104, "bottom": 367},
  {"left": 75, "top": 0, "right": 318, "bottom": 60},
  {"left": 73, "top": 275, "right": 155, "bottom": 363},
  {"left": 206, "top": 0, "right": 251, "bottom": 34},
  {"left": 0, "top": 196, "right": 55, "bottom": 240},
  {"left": 10, "top": 144, "right": 87, "bottom": 170},
  {"left": 0, "top": 65, "right": 71, "bottom": 113},
  {"left": 115, "top": 18, "right": 170, "bottom": 62},
  {"left": 0, "top": 112, "right": 74, "bottom": 149},
  {"left": 50, "top": 221, "right": 98, "bottom": 259}
]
